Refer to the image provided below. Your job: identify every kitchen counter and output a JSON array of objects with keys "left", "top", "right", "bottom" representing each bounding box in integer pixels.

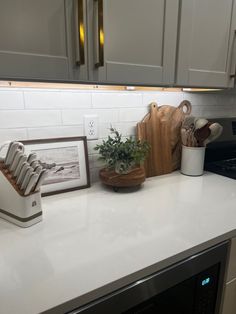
[{"left": 1, "top": 172, "right": 236, "bottom": 314}]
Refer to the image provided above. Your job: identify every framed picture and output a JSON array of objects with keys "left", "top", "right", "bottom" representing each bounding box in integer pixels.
[{"left": 21, "top": 137, "right": 90, "bottom": 196}]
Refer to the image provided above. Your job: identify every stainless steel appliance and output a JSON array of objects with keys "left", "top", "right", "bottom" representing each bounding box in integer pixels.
[
  {"left": 205, "top": 117, "right": 236, "bottom": 179},
  {"left": 68, "top": 242, "right": 228, "bottom": 314}
]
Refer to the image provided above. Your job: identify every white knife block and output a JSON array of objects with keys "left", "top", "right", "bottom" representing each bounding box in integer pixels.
[{"left": 0, "top": 166, "right": 42, "bottom": 227}]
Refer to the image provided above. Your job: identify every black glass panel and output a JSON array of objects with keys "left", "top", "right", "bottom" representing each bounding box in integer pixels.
[{"left": 123, "top": 264, "right": 219, "bottom": 314}]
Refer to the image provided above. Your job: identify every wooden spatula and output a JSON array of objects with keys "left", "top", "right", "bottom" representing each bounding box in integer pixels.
[{"left": 194, "top": 122, "right": 212, "bottom": 147}]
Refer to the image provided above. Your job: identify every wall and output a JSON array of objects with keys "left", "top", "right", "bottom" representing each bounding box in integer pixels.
[{"left": 0, "top": 87, "right": 236, "bottom": 182}]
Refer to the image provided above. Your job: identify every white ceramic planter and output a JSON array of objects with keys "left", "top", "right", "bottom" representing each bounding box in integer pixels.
[{"left": 181, "top": 145, "right": 206, "bottom": 176}]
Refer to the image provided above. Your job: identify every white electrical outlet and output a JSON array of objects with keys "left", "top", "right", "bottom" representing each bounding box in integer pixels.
[{"left": 84, "top": 115, "right": 99, "bottom": 140}]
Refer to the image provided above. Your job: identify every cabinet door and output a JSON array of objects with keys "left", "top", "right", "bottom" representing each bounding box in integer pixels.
[
  {"left": 177, "top": 0, "right": 236, "bottom": 88},
  {"left": 66, "top": 0, "right": 89, "bottom": 81},
  {"left": 221, "top": 279, "right": 236, "bottom": 314},
  {"left": 87, "top": 0, "right": 179, "bottom": 85},
  {"left": 0, "top": 0, "right": 69, "bottom": 80}
]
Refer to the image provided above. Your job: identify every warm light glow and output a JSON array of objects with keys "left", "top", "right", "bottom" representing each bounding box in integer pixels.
[
  {"left": 0, "top": 81, "right": 182, "bottom": 91},
  {"left": 182, "top": 88, "right": 222, "bottom": 92},
  {"left": 99, "top": 29, "right": 104, "bottom": 45},
  {"left": 0, "top": 81, "right": 223, "bottom": 92},
  {"left": 79, "top": 23, "right": 85, "bottom": 44}
]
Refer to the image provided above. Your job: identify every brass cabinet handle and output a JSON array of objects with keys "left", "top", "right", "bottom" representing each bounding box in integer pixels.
[
  {"left": 94, "top": 0, "right": 104, "bottom": 67},
  {"left": 230, "top": 30, "right": 236, "bottom": 78},
  {"left": 75, "top": 0, "right": 85, "bottom": 66}
]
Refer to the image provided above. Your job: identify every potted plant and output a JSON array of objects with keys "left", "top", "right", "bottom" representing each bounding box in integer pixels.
[{"left": 94, "top": 127, "right": 149, "bottom": 189}]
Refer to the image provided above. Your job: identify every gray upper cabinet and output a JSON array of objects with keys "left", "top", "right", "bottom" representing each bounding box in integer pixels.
[
  {"left": 87, "top": 0, "right": 179, "bottom": 86},
  {"left": 0, "top": 0, "right": 69, "bottom": 81},
  {"left": 176, "top": 0, "right": 236, "bottom": 88},
  {"left": 66, "top": 0, "right": 88, "bottom": 81},
  {"left": 1, "top": 0, "right": 236, "bottom": 88}
]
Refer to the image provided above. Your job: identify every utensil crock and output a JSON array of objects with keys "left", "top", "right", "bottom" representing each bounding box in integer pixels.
[{"left": 181, "top": 145, "right": 206, "bottom": 176}]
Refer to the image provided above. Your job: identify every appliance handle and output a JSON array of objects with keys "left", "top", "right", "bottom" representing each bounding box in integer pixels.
[
  {"left": 230, "top": 30, "right": 236, "bottom": 78},
  {"left": 94, "top": 0, "right": 104, "bottom": 67},
  {"left": 75, "top": 0, "right": 85, "bottom": 66}
]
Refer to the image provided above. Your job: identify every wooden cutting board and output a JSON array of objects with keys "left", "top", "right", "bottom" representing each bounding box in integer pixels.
[
  {"left": 137, "top": 101, "right": 191, "bottom": 177},
  {"left": 137, "top": 102, "right": 172, "bottom": 177}
]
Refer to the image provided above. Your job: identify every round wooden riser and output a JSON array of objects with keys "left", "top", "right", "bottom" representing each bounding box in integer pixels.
[{"left": 99, "top": 168, "right": 145, "bottom": 190}]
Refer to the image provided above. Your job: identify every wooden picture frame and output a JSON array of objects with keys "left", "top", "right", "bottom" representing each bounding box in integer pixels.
[{"left": 21, "top": 137, "right": 90, "bottom": 196}]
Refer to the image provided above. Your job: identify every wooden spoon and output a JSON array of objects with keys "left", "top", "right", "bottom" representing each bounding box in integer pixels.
[
  {"left": 194, "top": 122, "right": 212, "bottom": 147},
  {"left": 203, "top": 123, "right": 223, "bottom": 146}
]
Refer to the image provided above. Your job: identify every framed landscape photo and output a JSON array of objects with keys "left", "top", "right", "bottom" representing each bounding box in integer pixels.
[{"left": 22, "top": 137, "right": 90, "bottom": 196}]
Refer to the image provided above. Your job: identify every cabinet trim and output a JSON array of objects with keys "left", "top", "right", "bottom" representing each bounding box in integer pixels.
[{"left": 0, "top": 52, "right": 69, "bottom": 80}]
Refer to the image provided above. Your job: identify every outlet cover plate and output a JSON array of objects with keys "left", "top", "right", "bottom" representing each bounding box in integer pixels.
[{"left": 84, "top": 115, "right": 98, "bottom": 140}]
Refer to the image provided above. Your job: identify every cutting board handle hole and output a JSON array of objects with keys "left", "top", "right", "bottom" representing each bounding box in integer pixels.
[
  {"left": 178, "top": 100, "right": 191, "bottom": 115},
  {"left": 151, "top": 102, "right": 157, "bottom": 109}
]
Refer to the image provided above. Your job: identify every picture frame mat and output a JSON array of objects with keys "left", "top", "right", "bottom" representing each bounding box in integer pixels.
[{"left": 22, "top": 137, "right": 90, "bottom": 196}]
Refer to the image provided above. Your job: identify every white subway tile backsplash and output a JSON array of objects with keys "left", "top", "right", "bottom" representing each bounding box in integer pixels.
[
  {"left": 88, "top": 155, "right": 94, "bottom": 168},
  {"left": 92, "top": 92, "right": 143, "bottom": 108},
  {"left": 98, "top": 123, "right": 115, "bottom": 138},
  {"left": 0, "top": 110, "right": 61, "bottom": 128},
  {"left": 27, "top": 125, "right": 84, "bottom": 139},
  {"left": 95, "top": 109, "right": 120, "bottom": 123},
  {"left": 87, "top": 139, "right": 103, "bottom": 155},
  {"left": 183, "top": 93, "right": 220, "bottom": 107},
  {"left": 62, "top": 109, "right": 119, "bottom": 125},
  {"left": 61, "top": 110, "right": 85, "bottom": 125},
  {"left": 24, "top": 90, "right": 60, "bottom": 109},
  {"left": 231, "top": 106, "right": 236, "bottom": 116},
  {"left": 199, "top": 105, "right": 233, "bottom": 118},
  {"left": 24, "top": 90, "right": 91, "bottom": 109},
  {"left": 119, "top": 107, "right": 148, "bottom": 122},
  {"left": 92, "top": 154, "right": 106, "bottom": 168},
  {"left": 60, "top": 91, "right": 92, "bottom": 108},
  {"left": 142, "top": 92, "right": 184, "bottom": 107},
  {"left": 113, "top": 123, "right": 137, "bottom": 137},
  {"left": 189, "top": 105, "right": 202, "bottom": 117},
  {"left": 224, "top": 95, "right": 236, "bottom": 107},
  {"left": 0, "top": 90, "right": 24, "bottom": 109},
  {"left": 98, "top": 122, "right": 137, "bottom": 139},
  {"left": 0, "top": 87, "right": 236, "bottom": 182},
  {"left": 0, "top": 128, "right": 27, "bottom": 142},
  {"left": 90, "top": 168, "right": 100, "bottom": 182}
]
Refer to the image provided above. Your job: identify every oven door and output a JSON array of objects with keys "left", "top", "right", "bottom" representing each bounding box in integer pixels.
[{"left": 69, "top": 242, "right": 228, "bottom": 314}]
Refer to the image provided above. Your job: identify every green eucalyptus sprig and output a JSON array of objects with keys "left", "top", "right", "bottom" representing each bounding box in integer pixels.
[{"left": 94, "top": 127, "right": 150, "bottom": 173}]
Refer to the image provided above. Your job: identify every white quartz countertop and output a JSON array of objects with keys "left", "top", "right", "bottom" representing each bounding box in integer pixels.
[{"left": 1, "top": 172, "right": 236, "bottom": 314}]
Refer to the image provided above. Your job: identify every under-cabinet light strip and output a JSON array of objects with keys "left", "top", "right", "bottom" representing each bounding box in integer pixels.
[
  {"left": 0, "top": 81, "right": 181, "bottom": 91},
  {"left": 0, "top": 81, "right": 222, "bottom": 92}
]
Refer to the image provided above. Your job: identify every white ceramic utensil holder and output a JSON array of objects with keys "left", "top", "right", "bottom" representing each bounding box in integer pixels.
[
  {"left": 181, "top": 145, "right": 206, "bottom": 176},
  {"left": 0, "top": 167, "right": 42, "bottom": 227}
]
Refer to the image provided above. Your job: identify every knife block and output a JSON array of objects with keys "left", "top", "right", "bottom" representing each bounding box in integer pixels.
[{"left": 0, "top": 165, "right": 42, "bottom": 227}]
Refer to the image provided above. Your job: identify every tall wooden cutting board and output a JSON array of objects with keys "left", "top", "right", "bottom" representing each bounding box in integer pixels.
[
  {"left": 137, "top": 103, "right": 172, "bottom": 177},
  {"left": 137, "top": 100, "right": 191, "bottom": 177}
]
